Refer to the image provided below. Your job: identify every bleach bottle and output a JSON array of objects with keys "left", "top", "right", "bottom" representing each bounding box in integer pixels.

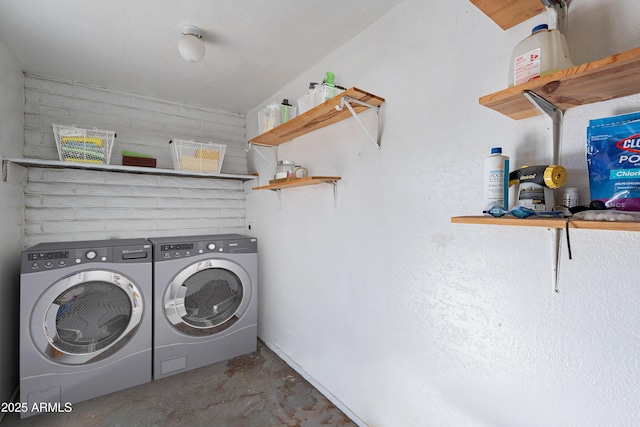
[{"left": 483, "top": 147, "right": 510, "bottom": 211}]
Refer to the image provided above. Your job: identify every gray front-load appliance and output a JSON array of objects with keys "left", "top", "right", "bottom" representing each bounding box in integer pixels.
[
  {"left": 19, "top": 238, "right": 152, "bottom": 419},
  {"left": 149, "top": 234, "right": 257, "bottom": 380}
]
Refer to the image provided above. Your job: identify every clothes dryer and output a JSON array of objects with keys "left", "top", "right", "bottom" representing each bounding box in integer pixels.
[
  {"left": 149, "top": 234, "right": 257, "bottom": 380},
  {"left": 19, "top": 239, "right": 152, "bottom": 418}
]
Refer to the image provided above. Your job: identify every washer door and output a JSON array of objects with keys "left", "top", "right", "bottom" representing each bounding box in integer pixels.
[
  {"left": 164, "top": 259, "right": 251, "bottom": 336},
  {"left": 32, "top": 270, "right": 144, "bottom": 365}
]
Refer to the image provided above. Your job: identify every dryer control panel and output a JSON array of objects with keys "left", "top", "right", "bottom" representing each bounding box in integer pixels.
[
  {"left": 154, "top": 237, "right": 257, "bottom": 260},
  {"left": 159, "top": 243, "right": 195, "bottom": 259}
]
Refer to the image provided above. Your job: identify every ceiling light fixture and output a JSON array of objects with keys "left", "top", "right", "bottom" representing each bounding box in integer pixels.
[{"left": 178, "top": 25, "right": 205, "bottom": 63}]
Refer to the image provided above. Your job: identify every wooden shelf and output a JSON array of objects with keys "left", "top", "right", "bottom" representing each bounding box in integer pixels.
[
  {"left": 470, "top": 0, "right": 545, "bottom": 30},
  {"left": 252, "top": 176, "right": 340, "bottom": 191},
  {"left": 2, "top": 158, "right": 257, "bottom": 180},
  {"left": 451, "top": 216, "right": 640, "bottom": 232},
  {"left": 480, "top": 46, "right": 640, "bottom": 120},
  {"left": 249, "top": 87, "right": 385, "bottom": 147}
]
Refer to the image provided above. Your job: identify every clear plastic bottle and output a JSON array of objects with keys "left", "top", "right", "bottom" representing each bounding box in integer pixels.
[
  {"left": 508, "top": 24, "right": 573, "bottom": 87},
  {"left": 280, "top": 99, "right": 293, "bottom": 123},
  {"left": 483, "top": 147, "right": 510, "bottom": 211},
  {"left": 258, "top": 102, "right": 281, "bottom": 134}
]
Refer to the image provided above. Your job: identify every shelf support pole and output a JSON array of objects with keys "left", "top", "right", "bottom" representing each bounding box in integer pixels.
[
  {"left": 541, "top": 0, "right": 570, "bottom": 35},
  {"left": 324, "top": 179, "right": 338, "bottom": 206},
  {"left": 246, "top": 142, "right": 277, "bottom": 169},
  {"left": 522, "top": 90, "right": 562, "bottom": 164},
  {"left": 336, "top": 96, "right": 382, "bottom": 148},
  {"left": 522, "top": 90, "right": 564, "bottom": 293}
]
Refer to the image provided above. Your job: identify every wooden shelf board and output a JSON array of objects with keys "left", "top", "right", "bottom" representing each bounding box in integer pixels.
[
  {"left": 249, "top": 87, "right": 384, "bottom": 147},
  {"left": 470, "top": 0, "right": 545, "bottom": 30},
  {"left": 451, "top": 216, "right": 640, "bottom": 232},
  {"left": 480, "top": 46, "right": 640, "bottom": 120},
  {"left": 3, "top": 158, "right": 257, "bottom": 180},
  {"left": 253, "top": 176, "right": 340, "bottom": 191}
]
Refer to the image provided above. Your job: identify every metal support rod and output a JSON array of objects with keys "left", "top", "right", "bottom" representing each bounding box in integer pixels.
[
  {"left": 247, "top": 142, "right": 276, "bottom": 169},
  {"left": 336, "top": 96, "right": 382, "bottom": 148},
  {"left": 541, "top": 0, "right": 570, "bottom": 35},
  {"left": 551, "top": 228, "right": 562, "bottom": 293},
  {"left": 327, "top": 180, "right": 338, "bottom": 206},
  {"left": 522, "top": 90, "right": 564, "bottom": 293},
  {"left": 522, "top": 90, "right": 562, "bottom": 164}
]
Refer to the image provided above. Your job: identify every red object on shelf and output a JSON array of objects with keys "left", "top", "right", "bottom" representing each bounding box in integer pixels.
[{"left": 122, "top": 156, "right": 157, "bottom": 168}]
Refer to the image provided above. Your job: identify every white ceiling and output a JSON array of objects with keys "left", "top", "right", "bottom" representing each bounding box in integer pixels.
[{"left": 0, "top": 0, "right": 404, "bottom": 113}]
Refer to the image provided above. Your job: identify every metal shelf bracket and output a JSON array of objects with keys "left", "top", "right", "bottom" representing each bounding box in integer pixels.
[
  {"left": 522, "top": 90, "right": 563, "bottom": 163},
  {"left": 267, "top": 179, "right": 339, "bottom": 206},
  {"left": 324, "top": 179, "right": 339, "bottom": 206},
  {"left": 522, "top": 90, "right": 565, "bottom": 293},
  {"left": 336, "top": 96, "right": 382, "bottom": 148}
]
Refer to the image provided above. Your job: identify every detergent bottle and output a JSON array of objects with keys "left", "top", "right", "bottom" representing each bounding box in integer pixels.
[{"left": 508, "top": 24, "right": 573, "bottom": 87}]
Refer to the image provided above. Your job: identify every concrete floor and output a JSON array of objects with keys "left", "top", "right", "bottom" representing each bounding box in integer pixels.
[{"left": 1, "top": 340, "right": 356, "bottom": 426}]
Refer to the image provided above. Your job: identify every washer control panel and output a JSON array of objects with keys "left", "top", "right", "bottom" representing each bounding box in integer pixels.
[
  {"left": 21, "top": 239, "right": 151, "bottom": 273},
  {"left": 25, "top": 247, "right": 110, "bottom": 271},
  {"left": 27, "top": 250, "right": 70, "bottom": 270}
]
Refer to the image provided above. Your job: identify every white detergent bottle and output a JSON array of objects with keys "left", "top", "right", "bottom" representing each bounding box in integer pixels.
[
  {"left": 483, "top": 147, "right": 509, "bottom": 211},
  {"left": 508, "top": 24, "right": 573, "bottom": 87}
]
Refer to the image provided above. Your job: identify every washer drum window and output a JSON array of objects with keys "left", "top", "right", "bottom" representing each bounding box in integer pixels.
[
  {"left": 164, "top": 259, "right": 252, "bottom": 336},
  {"left": 31, "top": 270, "right": 144, "bottom": 365}
]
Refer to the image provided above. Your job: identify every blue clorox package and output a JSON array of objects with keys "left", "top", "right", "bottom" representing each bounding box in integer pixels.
[{"left": 587, "top": 111, "right": 640, "bottom": 211}]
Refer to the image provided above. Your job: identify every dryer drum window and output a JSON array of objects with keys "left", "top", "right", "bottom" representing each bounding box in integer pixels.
[
  {"left": 181, "top": 268, "right": 243, "bottom": 328},
  {"left": 51, "top": 282, "right": 132, "bottom": 354}
]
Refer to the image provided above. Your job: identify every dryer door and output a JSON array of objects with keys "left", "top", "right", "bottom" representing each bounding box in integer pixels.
[
  {"left": 164, "top": 259, "right": 252, "bottom": 336},
  {"left": 32, "top": 270, "right": 144, "bottom": 365}
]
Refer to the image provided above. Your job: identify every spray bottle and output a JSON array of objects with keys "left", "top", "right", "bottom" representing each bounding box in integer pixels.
[
  {"left": 483, "top": 147, "right": 510, "bottom": 211},
  {"left": 307, "top": 82, "right": 319, "bottom": 94}
]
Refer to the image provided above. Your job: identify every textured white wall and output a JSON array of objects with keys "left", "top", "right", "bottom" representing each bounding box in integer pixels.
[
  {"left": 246, "top": 0, "right": 640, "bottom": 426},
  {"left": 20, "top": 75, "right": 249, "bottom": 246},
  {"left": 0, "top": 38, "right": 24, "bottom": 407}
]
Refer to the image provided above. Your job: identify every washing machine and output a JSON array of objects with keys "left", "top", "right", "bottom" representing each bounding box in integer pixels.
[
  {"left": 19, "top": 238, "right": 152, "bottom": 418},
  {"left": 149, "top": 234, "right": 257, "bottom": 380}
]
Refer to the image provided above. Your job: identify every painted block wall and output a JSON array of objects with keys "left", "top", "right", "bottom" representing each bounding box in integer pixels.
[
  {"left": 0, "top": 38, "right": 24, "bottom": 406},
  {"left": 20, "top": 75, "right": 249, "bottom": 246},
  {"left": 246, "top": 0, "right": 640, "bottom": 426},
  {"left": 24, "top": 74, "right": 247, "bottom": 173},
  {"left": 23, "top": 167, "right": 246, "bottom": 247}
]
